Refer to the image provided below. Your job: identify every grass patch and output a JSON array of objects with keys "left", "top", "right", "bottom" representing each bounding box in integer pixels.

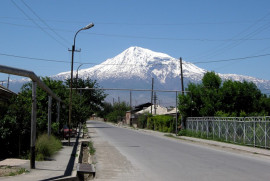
[
  {"left": 35, "top": 134, "right": 62, "bottom": 161},
  {"left": 164, "top": 134, "right": 175, "bottom": 138},
  {"left": 0, "top": 166, "right": 29, "bottom": 177},
  {"left": 83, "top": 124, "right": 88, "bottom": 134},
  {"left": 8, "top": 168, "right": 29, "bottom": 176},
  {"left": 88, "top": 141, "right": 96, "bottom": 155}
]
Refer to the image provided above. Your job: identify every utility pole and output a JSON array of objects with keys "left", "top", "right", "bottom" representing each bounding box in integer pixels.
[
  {"left": 154, "top": 92, "right": 157, "bottom": 115},
  {"left": 30, "top": 81, "right": 37, "bottom": 169},
  {"left": 130, "top": 90, "right": 132, "bottom": 126},
  {"left": 48, "top": 96, "right": 52, "bottom": 137},
  {"left": 180, "top": 57, "right": 184, "bottom": 95},
  {"left": 7, "top": 75, "right": 10, "bottom": 89},
  {"left": 180, "top": 57, "right": 185, "bottom": 130},
  {"left": 151, "top": 78, "right": 154, "bottom": 114},
  {"left": 113, "top": 98, "right": 115, "bottom": 106}
]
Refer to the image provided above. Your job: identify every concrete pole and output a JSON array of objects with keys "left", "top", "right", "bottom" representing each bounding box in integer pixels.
[
  {"left": 130, "top": 90, "right": 132, "bottom": 126},
  {"left": 30, "top": 81, "right": 37, "bottom": 169},
  {"left": 151, "top": 78, "right": 154, "bottom": 115},
  {"left": 57, "top": 101, "right": 60, "bottom": 134},
  {"left": 175, "top": 91, "right": 178, "bottom": 135},
  {"left": 48, "top": 96, "right": 52, "bottom": 136}
]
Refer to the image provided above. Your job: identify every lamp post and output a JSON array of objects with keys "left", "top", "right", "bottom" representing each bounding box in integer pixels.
[{"left": 69, "top": 23, "right": 94, "bottom": 145}]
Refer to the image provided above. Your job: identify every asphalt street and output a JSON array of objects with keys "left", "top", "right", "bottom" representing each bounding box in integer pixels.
[{"left": 88, "top": 120, "right": 270, "bottom": 181}]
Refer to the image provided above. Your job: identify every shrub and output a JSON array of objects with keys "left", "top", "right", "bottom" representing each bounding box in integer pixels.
[
  {"left": 147, "top": 115, "right": 174, "bottom": 133},
  {"left": 35, "top": 134, "right": 62, "bottom": 160}
]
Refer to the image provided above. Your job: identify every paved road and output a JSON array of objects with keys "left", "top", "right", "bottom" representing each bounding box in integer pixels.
[{"left": 88, "top": 120, "right": 270, "bottom": 181}]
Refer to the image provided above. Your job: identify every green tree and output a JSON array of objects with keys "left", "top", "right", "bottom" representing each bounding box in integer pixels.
[
  {"left": 106, "top": 102, "right": 130, "bottom": 123},
  {"left": 0, "top": 77, "right": 106, "bottom": 158}
]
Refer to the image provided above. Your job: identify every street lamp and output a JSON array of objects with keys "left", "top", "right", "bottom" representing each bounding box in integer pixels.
[{"left": 69, "top": 23, "right": 94, "bottom": 145}]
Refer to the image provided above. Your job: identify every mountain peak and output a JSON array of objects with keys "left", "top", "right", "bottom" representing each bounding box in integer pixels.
[
  {"left": 121, "top": 46, "right": 172, "bottom": 61},
  {"left": 54, "top": 47, "right": 270, "bottom": 92}
]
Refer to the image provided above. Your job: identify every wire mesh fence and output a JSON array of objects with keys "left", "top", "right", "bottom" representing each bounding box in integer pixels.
[{"left": 186, "top": 117, "right": 270, "bottom": 149}]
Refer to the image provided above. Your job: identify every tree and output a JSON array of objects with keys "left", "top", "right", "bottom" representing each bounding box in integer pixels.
[
  {"left": 178, "top": 71, "right": 267, "bottom": 118},
  {"left": 0, "top": 76, "right": 106, "bottom": 158},
  {"left": 106, "top": 102, "right": 130, "bottom": 123},
  {"left": 202, "top": 71, "right": 222, "bottom": 89},
  {"left": 66, "top": 77, "right": 107, "bottom": 126}
]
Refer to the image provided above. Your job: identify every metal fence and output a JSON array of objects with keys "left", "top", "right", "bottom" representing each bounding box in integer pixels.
[{"left": 186, "top": 117, "right": 270, "bottom": 149}]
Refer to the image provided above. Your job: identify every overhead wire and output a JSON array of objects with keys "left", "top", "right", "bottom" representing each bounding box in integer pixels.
[
  {"left": 20, "top": 0, "right": 71, "bottom": 46},
  {"left": 190, "top": 11, "right": 270, "bottom": 60},
  {"left": 1, "top": 52, "right": 269, "bottom": 66},
  {"left": 1, "top": 20, "right": 270, "bottom": 42},
  {"left": 10, "top": 0, "right": 68, "bottom": 48},
  {"left": 1, "top": 16, "right": 270, "bottom": 26}
]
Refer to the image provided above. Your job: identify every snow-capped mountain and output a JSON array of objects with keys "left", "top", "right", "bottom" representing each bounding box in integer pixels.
[
  {"left": 7, "top": 46, "right": 270, "bottom": 106},
  {"left": 55, "top": 46, "right": 270, "bottom": 92}
]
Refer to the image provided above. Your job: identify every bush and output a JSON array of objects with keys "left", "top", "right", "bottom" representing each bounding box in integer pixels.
[
  {"left": 35, "top": 134, "right": 62, "bottom": 160},
  {"left": 147, "top": 115, "right": 174, "bottom": 133},
  {"left": 138, "top": 113, "right": 152, "bottom": 128}
]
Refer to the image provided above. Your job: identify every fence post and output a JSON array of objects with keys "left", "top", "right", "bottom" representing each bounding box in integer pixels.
[
  {"left": 192, "top": 119, "right": 194, "bottom": 132},
  {"left": 207, "top": 119, "right": 209, "bottom": 138},
  {"left": 213, "top": 119, "right": 215, "bottom": 139},
  {"left": 234, "top": 120, "right": 236, "bottom": 143},
  {"left": 196, "top": 119, "right": 198, "bottom": 133},
  {"left": 48, "top": 96, "right": 52, "bottom": 136},
  {"left": 30, "top": 81, "right": 37, "bottom": 169},
  {"left": 265, "top": 119, "right": 267, "bottom": 149},
  {"left": 253, "top": 120, "right": 256, "bottom": 147},
  {"left": 226, "top": 120, "right": 228, "bottom": 142},
  {"left": 243, "top": 120, "right": 246, "bottom": 145},
  {"left": 219, "top": 119, "right": 221, "bottom": 139}
]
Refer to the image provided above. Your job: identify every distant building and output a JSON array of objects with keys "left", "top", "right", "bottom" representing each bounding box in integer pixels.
[
  {"left": 125, "top": 102, "right": 179, "bottom": 127},
  {"left": 125, "top": 102, "right": 152, "bottom": 125},
  {"left": 0, "top": 85, "right": 16, "bottom": 101}
]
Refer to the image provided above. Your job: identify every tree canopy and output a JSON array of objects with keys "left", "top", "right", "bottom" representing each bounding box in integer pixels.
[
  {"left": 0, "top": 77, "right": 106, "bottom": 158},
  {"left": 178, "top": 71, "right": 270, "bottom": 118}
]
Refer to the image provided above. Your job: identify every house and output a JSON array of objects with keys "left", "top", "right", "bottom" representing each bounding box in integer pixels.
[
  {"left": 0, "top": 85, "right": 16, "bottom": 101},
  {"left": 125, "top": 102, "right": 152, "bottom": 125},
  {"left": 125, "top": 102, "right": 179, "bottom": 127}
]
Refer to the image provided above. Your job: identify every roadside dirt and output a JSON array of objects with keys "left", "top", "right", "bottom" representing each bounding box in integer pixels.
[
  {"left": 0, "top": 166, "right": 24, "bottom": 177},
  {"left": 88, "top": 127, "right": 138, "bottom": 180},
  {"left": 0, "top": 159, "right": 28, "bottom": 177}
]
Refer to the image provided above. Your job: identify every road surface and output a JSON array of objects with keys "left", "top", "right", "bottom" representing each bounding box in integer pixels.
[{"left": 87, "top": 120, "right": 270, "bottom": 181}]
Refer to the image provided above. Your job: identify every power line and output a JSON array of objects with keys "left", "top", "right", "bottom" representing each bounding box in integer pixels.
[
  {"left": 190, "top": 11, "right": 270, "bottom": 60},
  {"left": 190, "top": 53, "right": 270, "bottom": 64},
  {"left": 21, "top": 0, "right": 70, "bottom": 46},
  {"left": 1, "top": 16, "right": 270, "bottom": 26},
  {"left": 1, "top": 52, "right": 269, "bottom": 66},
  {"left": 1, "top": 21, "right": 270, "bottom": 42},
  {"left": 10, "top": 0, "right": 68, "bottom": 48}
]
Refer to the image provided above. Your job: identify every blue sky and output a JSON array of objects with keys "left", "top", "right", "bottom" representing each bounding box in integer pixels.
[{"left": 0, "top": 0, "right": 270, "bottom": 85}]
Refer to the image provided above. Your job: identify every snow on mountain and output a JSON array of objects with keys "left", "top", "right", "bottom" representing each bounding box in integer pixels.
[{"left": 55, "top": 46, "right": 270, "bottom": 92}]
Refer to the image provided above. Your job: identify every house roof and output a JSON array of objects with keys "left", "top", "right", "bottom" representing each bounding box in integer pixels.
[
  {"left": 136, "top": 105, "right": 178, "bottom": 115},
  {"left": 132, "top": 102, "right": 152, "bottom": 112},
  {"left": 0, "top": 85, "right": 17, "bottom": 101}
]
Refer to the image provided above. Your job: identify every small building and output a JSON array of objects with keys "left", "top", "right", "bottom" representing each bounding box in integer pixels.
[
  {"left": 0, "top": 85, "right": 16, "bottom": 101},
  {"left": 126, "top": 102, "right": 179, "bottom": 127},
  {"left": 125, "top": 102, "right": 152, "bottom": 125}
]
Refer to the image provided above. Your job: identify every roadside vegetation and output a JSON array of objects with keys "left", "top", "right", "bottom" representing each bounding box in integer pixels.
[
  {"left": 88, "top": 141, "right": 96, "bottom": 156},
  {"left": 35, "top": 134, "right": 62, "bottom": 160},
  {"left": 178, "top": 71, "right": 270, "bottom": 119},
  {"left": 0, "top": 77, "right": 106, "bottom": 159},
  {"left": 0, "top": 166, "right": 29, "bottom": 177},
  {"left": 97, "top": 101, "right": 130, "bottom": 123}
]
